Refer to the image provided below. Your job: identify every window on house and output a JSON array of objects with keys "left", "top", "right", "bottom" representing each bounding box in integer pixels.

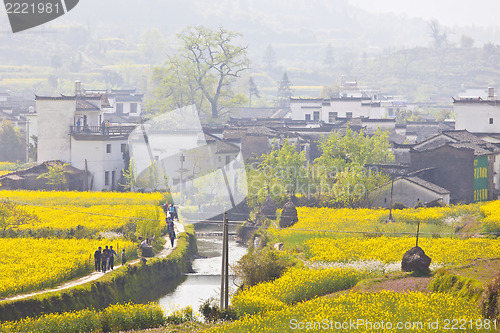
[
  {"left": 305, "top": 114, "right": 311, "bottom": 121},
  {"left": 490, "top": 118, "right": 494, "bottom": 124},
  {"left": 111, "top": 171, "right": 116, "bottom": 187},
  {"left": 105, "top": 171, "right": 110, "bottom": 186},
  {"left": 313, "top": 111, "right": 320, "bottom": 121},
  {"left": 388, "top": 108, "right": 394, "bottom": 117},
  {"left": 121, "top": 143, "right": 127, "bottom": 153},
  {"left": 116, "top": 103, "right": 123, "bottom": 114},
  {"left": 346, "top": 112, "right": 353, "bottom": 118},
  {"left": 106, "top": 144, "right": 111, "bottom": 153},
  {"left": 218, "top": 155, "right": 221, "bottom": 162},
  {"left": 130, "top": 103, "right": 138, "bottom": 114},
  {"left": 225, "top": 155, "right": 231, "bottom": 165},
  {"left": 328, "top": 112, "right": 337, "bottom": 123}
]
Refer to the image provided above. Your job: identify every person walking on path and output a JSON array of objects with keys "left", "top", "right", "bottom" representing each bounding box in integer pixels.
[
  {"left": 109, "top": 246, "right": 118, "bottom": 270},
  {"left": 94, "top": 247, "right": 101, "bottom": 272},
  {"left": 167, "top": 218, "right": 176, "bottom": 247},
  {"left": 168, "top": 204, "right": 177, "bottom": 220},
  {"left": 121, "top": 249, "right": 126, "bottom": 265},
  {"left": 101, "top": 246, "right": 109, "bottom": 273},
  {"left": 162, "top": 201, "right": 170, "bottom": 218}
]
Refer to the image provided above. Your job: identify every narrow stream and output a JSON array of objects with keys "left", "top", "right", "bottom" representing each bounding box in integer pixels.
[{"left": 157, "top": 221, "right": 247, "bottom": 313}]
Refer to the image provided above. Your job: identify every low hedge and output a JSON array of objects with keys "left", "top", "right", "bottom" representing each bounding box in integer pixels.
[{"left": 0, "top": 225, "right": 197, "bottom": 322}]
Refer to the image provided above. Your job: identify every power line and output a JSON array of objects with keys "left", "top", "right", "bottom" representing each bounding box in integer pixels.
[{"left": 2, "top": 198, "right": 499, "bottom": 236}]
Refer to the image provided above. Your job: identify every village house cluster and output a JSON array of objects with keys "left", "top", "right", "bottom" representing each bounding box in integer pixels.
[{"left": 1, "top": 80, "right": 500, "bottom": 208}]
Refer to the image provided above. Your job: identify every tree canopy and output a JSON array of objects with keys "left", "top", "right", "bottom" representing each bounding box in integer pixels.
[
  {"left": 36, "top": 162, "right": 70, "bottom": 190},
  {"left": 247, "top": 140, "right": 306, "bottom": 207},
  {"left": 314, "top": 126, "right": 394, "bottom": 207},
  {"left": 149, "top": 26, "right": 249, "bottom": 118},
  {"left": 0, "top": 120, "right": 25, "bottom": 163}
]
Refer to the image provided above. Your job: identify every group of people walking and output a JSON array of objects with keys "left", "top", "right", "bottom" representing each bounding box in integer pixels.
[
  {"left": 93, "top": 203, "right": 178, "bottom": 272},
  {"left": 94, "top": 245, "right": 126, "bottom": 273},
  {"left": 163, "top": 202, "right": 178, "bottom": 247}
]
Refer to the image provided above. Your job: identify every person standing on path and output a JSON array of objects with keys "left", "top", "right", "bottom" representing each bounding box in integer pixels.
[
  {"left": 94, "top": 247, "right": 101, "bottom": 272},
  {"left": 109, "top": 246, "right": 118, "bottom": 270},
  {"left": 167, "top": 218, "right": 176, "bottom": 247},
  {"left": 121, "top": 249, "right": 126, "bottom": 265},
  {"left": 101, "top": 246, "right": 109, "bottom": 273}
]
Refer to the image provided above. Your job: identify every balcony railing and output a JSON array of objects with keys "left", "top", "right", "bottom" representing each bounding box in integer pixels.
[{"left": 70, "top": 125, "right": 136, "bottom": 136}]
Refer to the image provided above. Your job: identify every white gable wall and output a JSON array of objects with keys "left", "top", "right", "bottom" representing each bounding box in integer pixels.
[
  {"left": 37, "top": 99, "right": 76, "bottom": 163},
  {"left": 454, "top": 103, "right": 500, "bottom": 133},
  {"left": 369, "top": 178, "right": 450, "bottom": 208}
]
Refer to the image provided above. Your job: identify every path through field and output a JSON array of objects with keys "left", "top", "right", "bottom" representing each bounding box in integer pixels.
[{"left": 0, "top": 223, "right": 185, "bottom": 302}]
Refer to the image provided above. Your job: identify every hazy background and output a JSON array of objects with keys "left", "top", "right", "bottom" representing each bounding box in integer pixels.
[{"left": 1, "top": 0, "right": 500, "bottom": 102}]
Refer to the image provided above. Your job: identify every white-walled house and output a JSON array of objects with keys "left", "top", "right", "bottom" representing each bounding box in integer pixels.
[
  {"left": 290, "top": 97, "right": 371, "bottom": 122},
  {"left": 454, "top": 87, "right": 500, "bottom": 133},
  {"left": 290, "top": 96, "right": 408, "bottom": 122},
  {"left": 369, "top": 176, "right": 450, "bottom": 208},
  {"left": 36, "top": 86, "right": 134, "bottom": 191},
  {"left": 106, "top": 89, "right": 143, "bottom": 118}
]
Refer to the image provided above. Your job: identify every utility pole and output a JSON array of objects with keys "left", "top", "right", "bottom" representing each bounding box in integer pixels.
[
  {"left": 179, "top": 153, "right": 186, "bottom": 199},
  {"left": 84, "top": 159, "right": 88, "bottom": 191},
  {"left": 387, "top": 176, "right": 395, "bottom": 222},
  {"left": 416, "top": 221, "right": 421, "bottom": 247},
  {"left": 25, "top": 119, "right": 30, "bottom": 162},
  {"left": 220, "top": 210, "right": 229, "bottom": 310}
]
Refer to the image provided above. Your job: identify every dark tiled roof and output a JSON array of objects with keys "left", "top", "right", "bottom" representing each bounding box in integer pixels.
[
  {"left": 35, "top": 95, "right": 76, "bottom": 100},
  {"left": 216, "top": 141, "right": 240, "bottom": 154},
  {"left": 76, "top": 99, "right": 100, "bottom": 111},
  {"left": 362, "top": 118, "right": 396, "bottom": 123},
  {"left": 231, "top": 107, "right": 288, "bottom": 119},
  {"left": 413, "top": 130, "right": 500, "bottom": 156},
  {"left": 453, "top": 97, "right": 500, "bottom": 105},
  {"left": 111, "top": 89, "right": 136, "bottom": 94},
  {"left": 404, "top": 176, "right": 450, "bottom": 195},
  {"left": 115, "top": 95, "right": 143, "bottom": 102}
]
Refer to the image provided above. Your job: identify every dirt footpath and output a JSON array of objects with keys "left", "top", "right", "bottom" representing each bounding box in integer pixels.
[{"left": 0, "top": 222, "right": 185, "bottom": 302}]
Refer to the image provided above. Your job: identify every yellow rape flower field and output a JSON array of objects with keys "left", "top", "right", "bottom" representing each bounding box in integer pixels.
[
  {"left": 305, "top": 236, "right": 500, "bottom": 265},
  {"left": 212, "top": 291, "right": 492, "bottom": 332},
  {"left": 0, "top": 238, "right": 136, "bottom": 298},
  {"left": 0, "top": 190, "right": 166, "bottom": 230},
  {"left": 18, "top": 204, "right": 160, "bottom": 231},
  {"left": 0, "top": 190, "right": 165, "bottom": 298},
  {"left": 218, "top": 202, "right": 500, "bottom": 332},
  {"left": 0, "top": 190, "right": 164, "bottom": 206}
]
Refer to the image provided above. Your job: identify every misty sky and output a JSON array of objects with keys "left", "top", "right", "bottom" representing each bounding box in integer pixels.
[{"left": 349, "top": 0, "right": 500, "bottom": 28}]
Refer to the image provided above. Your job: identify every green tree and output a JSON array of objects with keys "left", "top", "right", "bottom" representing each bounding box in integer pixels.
[
  {"left": 276, "top": 73, "right": 293, "bottom": 107},
  {"left": 428, "top": 19, "right": 447, "bottom": 48},
  {"left": 248, "top": 76, "right": 260, "bottom": 107},
  {"left": 150, "top": 26, "right": 249, "bottom": 118},
  {"left": 314, "top": 126, "right": 393, "bottom": 207},
  {"left": 323, "top": 43, "right": 334, "bottom": 71},
  {"left": 0, "top": 120, "right": 25, "bottom": 162},
  {"left": 139, "top": 28, "right": 169, "bottom": 67},
  {"left": 119, "top": 157, "right": 137, "bottom": 192},
  {"left": 247, "top": 140, "right": 307, "bottom": 206},
  {"left": 262, "top": 44, "right": 276, "bottom": 70},
  {"left": 0, "top": 200, "right": 38, "bottom": 231},
  {"left": 460, "top": 35, "right": 474, "bottom": 49},
  {"left": 36, "top": 162, "right": 70, "bottom": 190}
]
